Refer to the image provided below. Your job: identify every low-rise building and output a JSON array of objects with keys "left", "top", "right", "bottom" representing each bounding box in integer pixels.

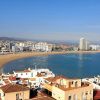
[
  {"left": 13, "top": 68, "right": 33, "bottom": 79},
  {"left": 0, "top": 83, "right": 30, "bottom": 100},
  {"left": 43, "top": 76, "right": 93, "bottom": 100},
  {"left": 13, "top": 68, "right": 55, "bottom": 88},
  {"left": 82, "top": 75, "right": 100, "bottom": 90}
]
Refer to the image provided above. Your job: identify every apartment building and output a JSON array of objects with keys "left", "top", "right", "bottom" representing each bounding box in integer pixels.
[
  {"left": 34, "top": 42, "right": 53, "bottom": 52},
  {"left": 79, "top": 38, "right": 89, "bottom": 51},
  {"left": 43, "top": 76, "right": 93, "bottom": 100}
]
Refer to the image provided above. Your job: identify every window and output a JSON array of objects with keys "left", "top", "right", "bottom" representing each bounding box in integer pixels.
[
  {"left": 16, "top": 93, "right": 19, "bottom": 100},
  {"left": 75, "top": 81, "right": 78, "bottom": 87},
  {"left": 16, "top": 74, "right": 18, "bottom": 77},
  {"left": 85, "top": 91, "right": 88, "bottom": 95},
  {"left": 34, "top": 83, "right": 36, "bottom": 85},
  {"left": 81, "top": 92, "right": 86, "bottom": 100},
  {"left": 90, "top": 90, "right": 92, "bottom": 94},
  {"left": 21, "top": 73, "right": 23, "bottom": 75},
  {"left": 68, "top": 96, "right": 71, "bottom": 100},
  {"left": 72, "top": 81, "right": 73, "bottom": 84},
  {"left": 31, "top": 73, "right": 33, "bottom": 77},
  {"left": 58, "top": 97, "right": 60, "bottom": 99}
]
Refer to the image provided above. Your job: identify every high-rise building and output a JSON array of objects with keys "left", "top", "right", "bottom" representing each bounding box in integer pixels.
[
  {"left": 86, "top": 41, "right": 89, "bottom": 50},
  {"left": 79, "top": 38, "right": 89, "bottom": 51}
]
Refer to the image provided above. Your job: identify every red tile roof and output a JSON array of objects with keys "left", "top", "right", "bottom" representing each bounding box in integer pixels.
[
  {"left": 9, "top": 76, "right": 16, "bottom": 81},
  {"left": 24, "top": 70, "right": 31, "bottom": 72},
  {"left": 45, "top": 75, "right": 79, "bottom": 83},
  {"left": 94, "top": 90, "right": 100, "bottom": 100},
  {"left": 0, "top": 83, "right": 29, "bottom": 93},
  {"left": 45, "top": 75, "right": 69, "bottom": 82}
]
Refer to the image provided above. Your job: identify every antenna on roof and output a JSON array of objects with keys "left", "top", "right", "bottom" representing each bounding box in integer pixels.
[{"left": 35, "top": 65, "right": 37, "bottom": 70}]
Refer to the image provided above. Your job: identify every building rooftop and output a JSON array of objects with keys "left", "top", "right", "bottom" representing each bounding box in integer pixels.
[
  {"left": 36, "top": 72, "right": 47, "bottom": 77},
  {"left": 14, "top": 69, "right": 31, "bottom": 73},
  {"left": 29, "top": 78, "right": 36, "bottom": 81},
  {"left": 53, "top": 82, "right": 90, "bottom": 91},
  {"left": 94, "top": 90, "right": 100, "bottom": 100},
  {"left": 45, "top": 75, "right": 78, "bottom": 83},
  {"left": 44, "top": 76, "right": 90, "bottom": 91},
  {"left": 0, "top": 83, "right": 29, "bottom": 93},
  {"left": 9, "top": 76, "right": 16, "bottom": 81}
]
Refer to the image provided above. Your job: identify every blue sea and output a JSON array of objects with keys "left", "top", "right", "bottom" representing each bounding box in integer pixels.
[{"left": 1, "top": 53, "right": 100, "bottom": 78}]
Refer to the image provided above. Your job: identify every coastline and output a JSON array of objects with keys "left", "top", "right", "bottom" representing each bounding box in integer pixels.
[{"left": 0, "top": 50, "right": 100, "bottom": 68}]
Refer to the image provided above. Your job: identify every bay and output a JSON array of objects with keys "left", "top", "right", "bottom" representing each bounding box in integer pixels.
[{"left": 1, "top": 53, "right": 100, "bottom": 78}]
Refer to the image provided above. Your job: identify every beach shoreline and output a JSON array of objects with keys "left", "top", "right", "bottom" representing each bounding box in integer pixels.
[{"left": 0, "top": 50, "right": 100, "bottom": 68}]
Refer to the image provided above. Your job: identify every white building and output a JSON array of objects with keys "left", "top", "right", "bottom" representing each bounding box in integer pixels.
[
  {"left": 13, "top": 68, "right": 55, "bottom": 88},
  {"left": 79, "top": 37, "right": 89, "bottom": 51},
  {"left": 15, "top": 42, "right": 25, "bottom": 47},
  {"left": 34, "top": 42, "right": 53, "bottom": 52},
  {"left": 12, "top": 46, "right": 20, "bottom": 52},
  {"left": 13, "top": 68, "right": 55, "bottom": 78},
  {"left": 82, "top": 75, "right": 100, "bottom": 90},
  {"left": 13, "top": 68, "right": 34, "bottom": 78},
  {"left": 89, "top": 45, "right": 100, "bottom": 50}
]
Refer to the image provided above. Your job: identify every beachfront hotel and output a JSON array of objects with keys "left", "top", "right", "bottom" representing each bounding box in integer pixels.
[
  {"left": 79, "top": 38, "right": 89, "bottom": 51},
  {"left": 43, "top": 76, "right": 93, "bottom": 100},
  {"left": 34, "top": 42, "right": 53, "bottom": 52}
]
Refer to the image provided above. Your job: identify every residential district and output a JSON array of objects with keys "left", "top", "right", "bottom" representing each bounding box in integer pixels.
[{"left": 0, "top": 67, "right": 99, "bottom": 100}]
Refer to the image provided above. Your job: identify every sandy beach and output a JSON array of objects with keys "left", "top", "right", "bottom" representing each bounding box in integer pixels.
[{"left": 0, "top": 51, "right": 100, "bottom": 68}]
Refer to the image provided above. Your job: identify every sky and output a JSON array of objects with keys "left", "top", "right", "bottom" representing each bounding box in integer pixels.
[{"left": 0, "top": 0, "right": 100, "bottom": 41}]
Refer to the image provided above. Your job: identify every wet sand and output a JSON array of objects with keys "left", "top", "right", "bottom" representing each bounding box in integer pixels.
[{"left": 0, "top": 51, "right": 100, "bottom": 68}]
